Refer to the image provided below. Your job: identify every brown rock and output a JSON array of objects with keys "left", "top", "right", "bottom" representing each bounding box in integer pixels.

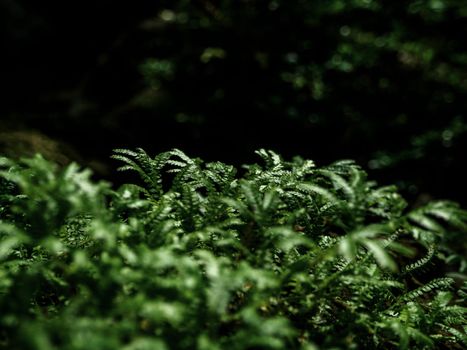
[{"left": 0, "top": 129, "right": 81, "bottom": 166}]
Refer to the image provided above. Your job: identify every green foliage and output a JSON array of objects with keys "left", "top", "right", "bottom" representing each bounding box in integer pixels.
[{"left": 0, "top": 150, "right": 466, "bottom": 349}]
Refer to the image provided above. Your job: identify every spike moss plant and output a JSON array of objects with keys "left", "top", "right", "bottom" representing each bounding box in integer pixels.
[{"left": 0, "top": 149, "right": 466, "bottom": 349}]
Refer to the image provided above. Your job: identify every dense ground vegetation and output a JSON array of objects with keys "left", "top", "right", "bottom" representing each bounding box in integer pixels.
[{"left": 0, "top": 150, "right": 466, "bottom": 349}]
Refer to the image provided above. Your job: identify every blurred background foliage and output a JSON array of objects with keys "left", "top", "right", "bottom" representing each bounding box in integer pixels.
[{"left": 1, "top": 0, "right": 467, "bottom": 204}]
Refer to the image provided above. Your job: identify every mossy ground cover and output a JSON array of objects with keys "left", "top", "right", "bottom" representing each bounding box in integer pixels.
[{"left": 0, "top": 149, "right": 466, "bottom": 349}]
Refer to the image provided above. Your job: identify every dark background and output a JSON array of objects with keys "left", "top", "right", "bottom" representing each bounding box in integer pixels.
[{"left": 1, "top": 0, "right": 467, "bottom": 205}]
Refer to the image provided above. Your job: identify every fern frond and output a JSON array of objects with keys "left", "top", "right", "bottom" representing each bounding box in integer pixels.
[
  {"left": 112, "top": 148, "right": 163, "bottom": 197},
  {"left": 400, "top": 278, "right": 455, "bottom": 302},
  {"left": 409, "top": 201, "right": 467, "bottom": 234},
  {"left": 402, "top": 244, "right": 436, "bottom": 275},
  {"left": 406, "top": 327, "right": 435, "bottom": 349},
  {"left": 437, "top": 324, "right": 467, "bottom": 347},
  {"left": 299, "top": 183, "right": 339, "bottom": 204},
  {"left": 255, "top": 149, "right": 283, "bottom": 170},
  {"left": 315, "top": 169, "right": 355, "bottom": 201}
]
